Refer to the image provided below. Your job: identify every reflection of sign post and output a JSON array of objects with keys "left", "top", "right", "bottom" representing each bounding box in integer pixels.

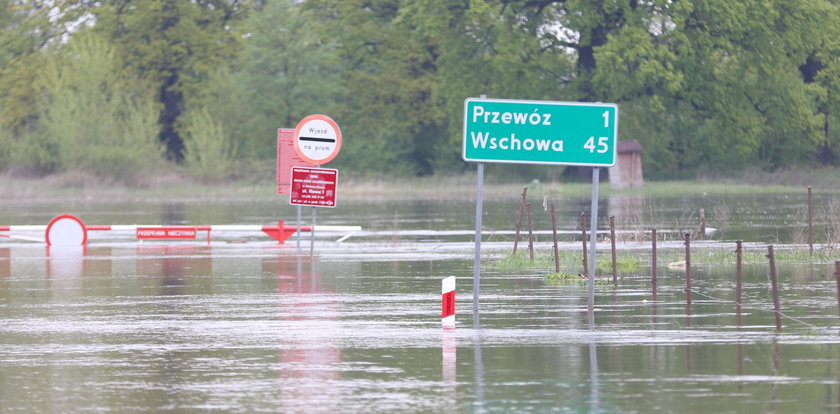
[
  {"left": 293, "top": 114, "right": 342, "bottom": 165},
  {"left": 290, "top": 167, "right": 338, "bottom": 208}
]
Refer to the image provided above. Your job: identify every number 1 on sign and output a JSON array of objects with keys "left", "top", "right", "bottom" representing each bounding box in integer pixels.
[
  {"left": 585, "top": 136, "right": 609, "bottom": 153},
  {"left": 603, "top": 110, "right": 609, "bottom": 127}
]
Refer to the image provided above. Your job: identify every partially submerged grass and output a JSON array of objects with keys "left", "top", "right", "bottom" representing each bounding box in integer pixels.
[
  {"left": 495, "top": 251, "right": 564, "bottom": 272},
  {"left": 545, "top": 272, "right": 614, "bottom": 286},
  {"left": 494, "top": 245, "right": 840, "bottom": 282},
  {"left": 596, "top": 257, "right": 640, "bottom": 273},
  {"left": 656, "top": 246, "right": 840, "bottom": 265},
  {"left": 495, "top": 250, "right": 631, "bottom": 285}
]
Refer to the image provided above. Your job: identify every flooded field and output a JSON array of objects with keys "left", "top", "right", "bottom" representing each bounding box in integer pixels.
[{"left": 1, "top": 192, "right": 839, "bottom": 412}]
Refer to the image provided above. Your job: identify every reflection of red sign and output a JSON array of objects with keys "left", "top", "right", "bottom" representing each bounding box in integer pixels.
[
  {"left": 290, "top": 167, "right": 338, "bottom": 208},
  {"left": 278, "top": 128, "right": 315, "bottom": 195},
  {"left": 137, "top": 227, "right": 197, "bottom": 239}
]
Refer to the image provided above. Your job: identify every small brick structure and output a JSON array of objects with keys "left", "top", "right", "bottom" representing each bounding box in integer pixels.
[{"left": 608, "top": 140, "right": 644, "bottom": 189}]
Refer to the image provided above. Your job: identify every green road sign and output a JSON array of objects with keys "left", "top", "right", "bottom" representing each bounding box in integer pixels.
[{"left": 462, "top": 98, "right": 618, "bottom": 166}]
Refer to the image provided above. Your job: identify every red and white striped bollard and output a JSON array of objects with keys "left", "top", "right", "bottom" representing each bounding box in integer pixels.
[{"left": 442, "top": 276, "right": 456, "bottom": 328}]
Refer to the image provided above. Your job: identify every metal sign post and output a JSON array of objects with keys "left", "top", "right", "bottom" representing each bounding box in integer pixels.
[
  {"left": 473, "top": 162, "right": 484, "bottom": 318},
  {"left": 289, "top": 114, "right": 342, "bottom": 254},
  {"left": 311, "top": 207, "right": 316, "bottom": 255},
  {"left": 462, "top": 96, "right": 618, "bottom": 321},
  {"left": 296, "top": 205, "right": 302, "bottom": 251}
]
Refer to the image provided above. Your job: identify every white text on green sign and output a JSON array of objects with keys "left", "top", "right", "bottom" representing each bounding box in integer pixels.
[{"left": 462, "top": 98, "right": 618, "bottom": 166}]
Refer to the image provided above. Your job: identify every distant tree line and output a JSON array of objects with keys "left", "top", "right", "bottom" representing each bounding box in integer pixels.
[{"left": 1, "top": 0, "right": 838, "bottom": 180}]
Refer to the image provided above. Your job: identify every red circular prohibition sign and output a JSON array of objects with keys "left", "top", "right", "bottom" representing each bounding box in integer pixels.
[{"left": 293, "top": 114, "right": 342, "bottom": 165}]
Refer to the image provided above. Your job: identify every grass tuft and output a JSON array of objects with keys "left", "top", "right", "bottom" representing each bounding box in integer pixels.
[
  {"left": 545, "top": 272, "right": 613, "bottom": 285},
  {"left": 596, "top": 257, "right": 640, "bottom": 273}
]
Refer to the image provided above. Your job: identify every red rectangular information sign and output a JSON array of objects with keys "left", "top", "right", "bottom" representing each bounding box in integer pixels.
[
  {"left": 137, "top": 227, "right": 198, "bottom": 240},
  {"left": 290, "top": 167, "right": 338, "bottom": 208},
  {"left": 277, "top": 128, "right": 315, "bottom": 195}
]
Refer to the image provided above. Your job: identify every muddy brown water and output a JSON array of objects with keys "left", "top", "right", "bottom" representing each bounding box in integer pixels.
[{"left": 1, "top": 194, "right": 839, "bottom": 412}]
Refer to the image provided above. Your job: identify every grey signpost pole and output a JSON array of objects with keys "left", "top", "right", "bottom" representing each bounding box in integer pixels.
[
  {"left": 296, "top": 205, "right": 302, "bottom": 251},
  {"left": 587, "top": 167, "right": 600, "bottom": 315},
  {"left": 473, "top": 94, "right": 487, "bottom": 323},
  {"left": 310, "top": 207, "right": 316, "bottom": 255},
  {"left": 473, "top": 162, "right": 485, "bottom": 321}
]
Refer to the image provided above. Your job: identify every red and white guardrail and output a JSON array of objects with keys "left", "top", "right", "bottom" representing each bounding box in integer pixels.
[{"left": 0, "top": 214, "right": 360, "bottom": 246}]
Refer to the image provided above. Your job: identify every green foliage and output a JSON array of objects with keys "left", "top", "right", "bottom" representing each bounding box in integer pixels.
[
  {"left": 595, "top": 257, "right": 640, "bottom": 274},
  {"left": 0, "top": 0, "right": 55, "bottom": 136},
  {"left": 0, "top": 0, "right": 839, "bottom": 179},
  {"left": 657, "top": 246, "right": 840, "bottom": 265},
  {"left": 495, "top": 251, "right": 556, "bottom": 273},
  {"left": 216, "top": 0, "right": 341, "bottom": 160},
  {"left": 91, "top": 0, "right": 246, "bottom": 159},
  {"left": 590, "top": 0, "right": 835, "bottom": 173},
  {"left": 545, "top": 272, "right": 613, "bottom": 286},
  {"left": 34, "top": 33, "right": 163, "bottom": 178},
  {"left": 495, "top": 250, "right": 586, "bottom": 275},
  {"left": 181, "top": 107, "right": 235, "bottom": 180}
]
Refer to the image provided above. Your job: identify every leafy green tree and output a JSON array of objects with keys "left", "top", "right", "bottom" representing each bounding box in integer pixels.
[
  {"left": 2, "top": 0, "right": 838, "bottom": 180},
  {"left": 0, "top": 0, "right": 53, "bottom": 162},
  {"left": 300, "top": 0, "right": 447, "bottom": 175},
  {"left": 304, "top": 0, "right": 579, "bottom": 176},
  {"left": 398, "top": 0, "right": 575, "bottom": 176},
  {"left": 182, "top": 107, "right": 234, "bottom": 180},
  {"left": 205, "top": 0, "right": 341, "bottom": 160},
  {"left": 591, "top": 0, "right": 835, "bottom": 174},
  {"left": 35, "top": 33, "right": 162, "bottom": 177},
  {"left": 91, "top": 0, "right": 246, "bottom": 160},
  {"left": 1, "top": 0, "right": 105, "bottom": 171}
]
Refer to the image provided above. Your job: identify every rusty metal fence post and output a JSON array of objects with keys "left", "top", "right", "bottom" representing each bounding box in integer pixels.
[{"left": 513, "top": 187, "right": 527, "bottom": 254}]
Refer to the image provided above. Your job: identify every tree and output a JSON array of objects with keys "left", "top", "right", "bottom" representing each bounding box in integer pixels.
[
  {"left": 300, "top": 0, "right": 446, "bottom": 175},
  {"left": 0, "top": 0, "right": 59, "bottom": 136},
  {"left": 591, "top": 0, "right": 835, "bottom": 173},
  {"left": 206, "top": 0, "right": 341, "bottom": 160},
  {"left": 35, "top": 32, "right": 163, "bottom": 177},
  {"left": 92, "top": 0, "right": 246, "bottom": 160}
]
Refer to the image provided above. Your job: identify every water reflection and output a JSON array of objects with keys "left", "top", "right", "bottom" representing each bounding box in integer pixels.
[
  {"left": 0, "top": 247, "right": 9, "bottom": 277},
  {"left": 2, "top": 192, "right": 840, "bottom": 412},
  {"left": 161, "top": 202, "right": 188, "bottom": 225},
  {"left": 46, "top": 246, "right": 86, "bottom": 278},
  {"left": 441, "top": 327, "right": 457, "bottom": 412},
  {"left": 686, "top": 293, "right": 693, "bottom": 372},
  {"left": 44, "top": 246, "right": 113, "bottom": 279},
  {"left": 771, "top": 341, "right": 781, "bottom": 412},
  {"left": 737, "top": 264, "right": 744, "bottom": 390},
  {"left": 136, "top": 245, "right": 213, "bottom": 295},
  {"left": 588, "top": 309, "right": 601, "bottom": 413},
  {"left": 473, "top": 313, "right": 485, "bottom": 413},
  {"left": 272, "top": 254, "right": 343, "bottom": 413}
]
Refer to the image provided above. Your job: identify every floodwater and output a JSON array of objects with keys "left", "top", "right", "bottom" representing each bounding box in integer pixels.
[{"left": 1, "top": 193, "right": 839, "bottom": 413}]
